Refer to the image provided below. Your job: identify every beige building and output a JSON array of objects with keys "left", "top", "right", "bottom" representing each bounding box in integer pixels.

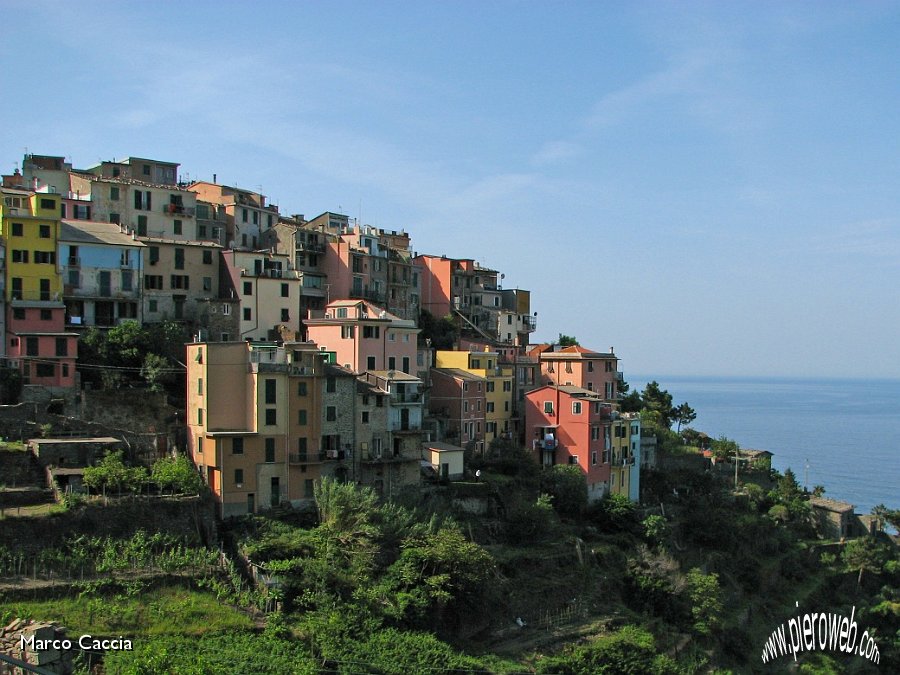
[
  {"left": 142, "top": 238, "right": 221, "bottom": 322},
  {"left": 188, "top": 181, "right": 279, "bottom": 250},
  {"left": 187, "top": 341, "right": 325, "bottom": 517}
]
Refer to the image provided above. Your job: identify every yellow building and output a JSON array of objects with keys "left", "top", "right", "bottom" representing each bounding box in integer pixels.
[
  {"left": 1, "top": 189, "right": 63, "bottom": 302},
  {"left": 609, "top": 413, "right": 642, "bottom": 501},
  {"left": 434, "top": 349, "right": 514, "bottom": 446},
  {"left": 187, "top": 341, "right": 324, "bottom": 517}
]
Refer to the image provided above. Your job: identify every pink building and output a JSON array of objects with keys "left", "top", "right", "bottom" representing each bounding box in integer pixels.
[
  {"left": 524, "top": 385, "right": 613, "bottom": 502},
  {"left": 429, "top": 368, "right": 487, "bottom": 452},
  {"left": 533, "top": 344, "right": 619, "bottom": 401},
  {"left": 305, "top": 300, "right": 418, "bottom": 374},
  {"left": 6, "top": 303, "right": 78, "bottom": 389},
  {"left": 414, "top": 254, "right": 456, "bottom": 318}
]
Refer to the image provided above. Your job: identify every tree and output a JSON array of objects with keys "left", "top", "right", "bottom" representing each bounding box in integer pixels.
[
  {"left": 540, "top": 465, "right": 588, "bottom": 516},
  {"left": 619, "top": 390, "right": 642, "bottom": 413},
  {"left": 686, "top": 568, "right": 724, "bottom": 634},
  {"left": 672, "top": 402, "right": 696, "bottom": 432},
  {"left": 416, "top": 310, "right": 459, "bottom": 350},
  {"left": 642, "top": 515, "right": 669, "bottom": 548},
  {"left": 151, "top": 455, "right": 203, "bottom": 495},
  {"left": 842, "top": 536, "right": 891, "bottom": 589},
  {"left": 640, "top": 382, "right": 674, "bottom": 429},
  {"left": 141, "top": 353, "right": 171, "bottom": 393},
  {"left": 710, "top": 435, "right": 740, "bottom": 461},
  {"left": 558, "top": 334, "right": 579, "bottom": 347},
  {"left": 83, "top": 451, "right": 147, "bottom": 497},
  {"left": 0, "top": 366, "right": 22, "bottom": 404}
]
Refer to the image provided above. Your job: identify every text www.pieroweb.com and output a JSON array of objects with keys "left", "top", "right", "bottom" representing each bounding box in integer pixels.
[{"left": 761, "top": 604, "right": 879, "bottom": 665}]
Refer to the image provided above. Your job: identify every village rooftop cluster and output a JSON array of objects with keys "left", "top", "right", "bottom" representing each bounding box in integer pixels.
[{"left": 0, "top": 153, "right": 650, "bottom": 516}]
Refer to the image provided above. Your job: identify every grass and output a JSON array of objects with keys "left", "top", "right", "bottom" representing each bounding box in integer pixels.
[
  {"left": 2, "top": 584, "right": 253, "bottom": 636},
  {"left": 0, "top": 441, "right": 27, "bottom": 452}
]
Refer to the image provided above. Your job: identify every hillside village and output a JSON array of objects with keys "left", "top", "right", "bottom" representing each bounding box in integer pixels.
[
  {"left": 0, "top": 153, "right": 648, "bottom": 514},
  {"left": 1, "top": 153, "right": 897, "bottom": 674}
]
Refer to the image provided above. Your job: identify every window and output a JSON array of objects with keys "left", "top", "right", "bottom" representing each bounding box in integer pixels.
[
  {"left": 36, "top": 363, "right": 55, "bottom": 377},
  {"left": 388, "top": 331, "right": 395, "bottom": 342},
  {"left": 242, "top": 208, "right": 248, "bottom": 223},
  {"left": 503, "top": 380, "right": 511, "bottom": 392},
  {"left": 592, "top": 451, "right": 598, "bottom": 466},
  {"left": 472, "top": 359, "right": 481, "bottom": 368},
  {"left": 198, "top": 378, "right": 203, "bottom": 395},
  {"left": 265, "top": 438, "right": 275, "bottom": 463},
  {"left": 362, "top": 326, "right": 380, "bottom": 339},
  {"left": 222, "top": 304, "right": 231, "bottom": 315},
  {"left": 591, "top": 426, "right": 601, "bottom": 441},
  {"left": 73, "top": 204, "right": 91, "bottom": 220},
  {"left": 341, "top": 326, "right": 355, "bottom": 339},
  {"left": 233, "top": 438, "right": 244, "bottom": 454},
  {"left": 12, "top": 308, "right": 25, "bottom": 320},
  {"left": 11, "top": 222, "right": 23, "bottom": 236},
  {"left": 68, "top": 270, "right": 80, "bottom": 288},
  {"left": 174, "top": 219, "right": 182, "bottom": 235},
  {"left": 202, "top": 249, "right": 213, "bottom": 264},
  {"left": 486, "top": 402, "right": 495, "bottom": 412},
  {"left": 326, "top": 376, "right": 336, "bottom": 393},
  {"left": 476, "top": 399, "right": 482, "bottom": 411},
  {"left": 55, "top": 338, "right": 68, "bottom": 356},
  {"left": 203, "top": 277, "right": 212, "bottom": 291},
  {"left": 265, "top": 378, "right": 276, "bottom": 404},
  {"left": 149, "top": 299, "right": 158, "bottom": 312},
  {"left": 133, "top": 190, "right": 151, "bottom": 210},
  {"left": 297, "top": 382, "right": 308, "bottom": 396},
  {"left": 280, "top": 283, "right": 288, "bottom": 297},
  {"left": 366, "top": 356, "right": 376, "bottom": 370},
  {"left": 543, "top": 401, "right": 553, "bottom": 414},
  {"left": 298, "top": 409, "right": 307, "bottom": 425},
  {"left": 149, "top": 247, "right": 160, "bottom": 264},
  {"left": 170, "top": 275, "right": 189, "bottom": 289},
  {"left": 326, "top": 406, "right": 336, "bottom": 422},
  {"left": 142, "top": 164, "right": 151, "bottom": 176},
  {"left": 122, "top": 270, "right": 133, "bottom": 292},
  {"left": 26, "top": 337, "right": 39, "bottom": 356},
  {"left": 388, "top": 357, "right": 396, "bottom": 370},
  {"left": 234, "top": 469, "right": 243, "bottom": 486},
  {"left": 243, "top": 308, "right": 252, "bottom": 321},
  {"left": 34, "top": 251, "right": 55, "bottom": 264},
  {"left": 197, "top": 437, "right": 203, "bottom": 454},
  {"left": 11, "top": 278, "right": 22, "bottom": 300},
  {"left": 40, "top": 198, "right": 55, "bottom": 210},
  {"left": 137, "top": 215, "right": 148, "bottom": 236},
  {"left": 110, "top": 186, "right": 120, "bottom": 201},
  {"left": 39, "top": 225, "right": 51, "bottom": 238},
  {"left": 174, "top": 248, "right": 184, "bottom": 269},
  {"left": 243, "top": 281, "right": 252, "bottom": 295},
  {"left": 588, "top": 361, "right": 594, "bottom": 372},
  {"left": 281, "top": 308, "right": 290, "bottom": 322},
  {"left": 486, "top": 381, "right": 494, "bottom": 393},
  {"left": 109, "top": 213, "right": 120, "bottom": 224},
  {"left": 11, "top": 250, "right": 28, "bottom": 263},
  {"left": 265, "top": 409, "right": 276, "bottom": 425},
  {"left": 464, "top": 401, "right": 469, "bottom": 413},
  {"left": 572, "top": 401, "right": 582, "bottom": 415},
  {"left": 361, "top": 411, "right": 369, "bottom": 424},
  {"left": 375, "top": 395, "right": 384, "bottom": 407},
  {"left": 197, "top": 408, "right": 203, "bottom": 425}
]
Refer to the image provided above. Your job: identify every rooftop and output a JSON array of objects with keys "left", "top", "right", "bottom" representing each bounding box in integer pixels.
[
  {"left": 809, "top": 497, "right": 855, "bottom": 513},
  {"left": 432, "top": 367, "right": 487, "bottom": 382},
  {"left": 60, "top": 220, "right": 147, "bottom": 247}
]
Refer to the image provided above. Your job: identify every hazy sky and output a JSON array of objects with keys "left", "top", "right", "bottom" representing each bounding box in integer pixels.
[{"left": 3, "top": 1, "right": 899, "bottom": 378}]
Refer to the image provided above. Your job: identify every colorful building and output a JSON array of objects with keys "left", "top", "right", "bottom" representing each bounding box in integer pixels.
[
  {"left": 533, "top": 344, "right": 620, "bottom": 401},
  {"left": 524, "top": 385, "right": 614, "bottom": 502},
  {"left": 59, "top": 220, "right": 145, "bottom": 328},
  {"left": 434, "top": 348, "right": 514, "bottom": 446},
  {"left": 186, "top": 341, "right": 324, "bottom": 517},
  {"left": 305, "top": 300, "right": 419, "bottom": 374},
  {"left": 429, "top": 367, "right": 486, "bottom": 452}
]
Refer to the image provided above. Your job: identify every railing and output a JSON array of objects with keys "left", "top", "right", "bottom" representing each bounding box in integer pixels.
[
  {"left": 522, "top": 316, "right": 538, "bottom": 331},
  {"left": 349, "top": 289, "right": 385, "bottom": 304},
  {"left": 390, "top": 391, "right": 422, "bottom": 404},
  {"left": 296, "top": 241, "right": 326, "bottom": 253},
  {"left": 162, "top": 204, "right": 195, "bottom": 217},
  {"left": 289, "top": 452, "right": 324, "bottom": 464},
  {"left": 67, "top": 256, "right": 81, "bottom": 266}
]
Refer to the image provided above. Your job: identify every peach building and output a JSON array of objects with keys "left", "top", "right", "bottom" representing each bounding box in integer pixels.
[
  {"left": 305, "top": 300, "right": 419, "bottom": 375},
  {"left": 532, "top": 344, "right": 620, "bottom": 401},
  {"left": 186, "top": 341, "right": 324, "bottom": 517}
]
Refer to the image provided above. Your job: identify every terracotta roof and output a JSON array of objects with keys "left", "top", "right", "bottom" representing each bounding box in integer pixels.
[{"left": 432, "top": 368, "right": 485, "bottom": 382}]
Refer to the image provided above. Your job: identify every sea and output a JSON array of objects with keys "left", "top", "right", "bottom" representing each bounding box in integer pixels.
[{"left": 629, "top": 376, "right": 900, "bottom": 516}]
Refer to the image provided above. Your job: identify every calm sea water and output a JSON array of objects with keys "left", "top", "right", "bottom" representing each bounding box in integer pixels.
[{"left": 630, "top": 376, "right": 900, "bottom": 516}]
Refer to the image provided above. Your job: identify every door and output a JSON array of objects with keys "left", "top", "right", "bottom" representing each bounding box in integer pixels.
[
  {"left": 270, "top": 477, "right": 280, "bottom": 507},
  {"left": 400, "top": 408, "right": 410, "bottom": 431},
  {"left": 247, "top": 493, "right": 255, "bottom": 514}
]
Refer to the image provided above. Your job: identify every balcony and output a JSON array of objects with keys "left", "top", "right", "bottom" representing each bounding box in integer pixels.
[
  {"left": 67, "top": 256, "right": 81, "bottom": 267},
  {"left": 361, "top": 452, "right": 415, "bottom": 463},
  {"left": 349, "top": 288, "right": 385, "bottom": 304},
  {"left": 289, "top": 452, "right": 323, "bottom": 465},
  {"left": 522, "top": 316, "right": 537, "bottom": 331},
  {"left": 390, "top": 391, "right": 422, "bottom": 404},
  {"left": 296, "top": 241, "right": 326, "bottom": 253},
  {"left": 162, "top": 204, "right": 195, "bottom": 217}
]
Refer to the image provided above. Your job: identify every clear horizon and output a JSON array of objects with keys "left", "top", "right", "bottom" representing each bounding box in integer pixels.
[{"left": 2, "top": 1, "right": 898, "bottom": 378}]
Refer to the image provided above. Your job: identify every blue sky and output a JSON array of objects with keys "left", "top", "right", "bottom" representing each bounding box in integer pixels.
[{"left": 3, "top": 1, "right": 899, "bottom": 378}]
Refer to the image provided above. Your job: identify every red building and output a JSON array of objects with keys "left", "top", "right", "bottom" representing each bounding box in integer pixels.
[
  {"left": 531, "top": 344, "right": 620, "bottom": 401},
  {"left": 524, "top": 384, "right": 613, "bottom": 502}
]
